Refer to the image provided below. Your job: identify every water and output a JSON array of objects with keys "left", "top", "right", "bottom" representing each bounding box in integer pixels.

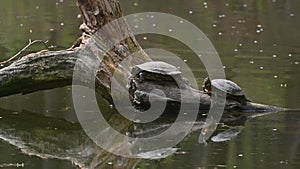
[{"left": 0, "top": 0, "right": 299, "bottom": 168}]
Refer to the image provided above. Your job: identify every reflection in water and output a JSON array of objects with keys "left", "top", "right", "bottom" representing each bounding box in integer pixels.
[
  {"left": 0, "top": 107, "right": 141, "bottom": 169},
  {"left": 0, "top": 105, "right": 276, "bottom": 168},
  {"left": 0, "top": 0, "right": 299, "bottom": 169},
  {"left": 0, "top": 108, "right": 89, "bottom": 168}
]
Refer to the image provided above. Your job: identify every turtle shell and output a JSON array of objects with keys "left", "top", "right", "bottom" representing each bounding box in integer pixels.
[
  {"left": 131, "top": 61, "right": 181, "bottom": 76},
  {"left": 203, "top": 77, "right": 244, "bottom": 96},
  {"left": 211, "top": 79, "right": 244, "bottom": 96}
]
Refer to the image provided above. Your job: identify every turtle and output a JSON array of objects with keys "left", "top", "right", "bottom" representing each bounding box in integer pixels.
[
  {"left": 127, "top": 61, "right": 188, "bottom": 107},
  {"left": 202, "top": 77, "right": 250, "bottom": 105},
  {"left": 129, "top": 61, "right": 183, "bottom": 84}
]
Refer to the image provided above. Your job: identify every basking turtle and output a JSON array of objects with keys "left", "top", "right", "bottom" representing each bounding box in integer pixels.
[
  {"left": 129, "top": 61, "right": 186, "bottom": 86},
  {"left": 127, "top": 61, "right": 188, "bottom": 107},
  {"left": 202, "top": 77, "right": 250, "bottom": 105}
]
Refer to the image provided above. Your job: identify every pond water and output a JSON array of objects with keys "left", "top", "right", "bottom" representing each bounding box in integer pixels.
[{"left": 0, "top": 0, "right": 299, "bottom": 169}]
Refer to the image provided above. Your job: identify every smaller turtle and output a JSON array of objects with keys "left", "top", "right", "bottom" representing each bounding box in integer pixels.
[
  {"left": 202, "top": 77, "right": 250, "bottom": 105},
  {"left": 129, "top": 61, "right": 185, "bottom": 86}
]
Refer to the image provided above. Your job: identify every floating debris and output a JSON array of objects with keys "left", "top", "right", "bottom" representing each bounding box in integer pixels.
[
  {"left": 219, "top": 14, "right": 226, "bottom": 18},
  {"left": 0, "top": 163, "right": 24, "bottom": 168},
  {"left": 280, "top": 83, "right": 288, "bottom": 88},
  {"left": 279, "top": 160, "right": 289, "bottom": 164},
  {"left": 238, "top": 19, "right": 245, "bottom": 24},
  {"left": 175, "top": 151, "right": 188, "bottom": 155},
  {"left": 203, "top": 2, "right": 208, "bottom": 8}
]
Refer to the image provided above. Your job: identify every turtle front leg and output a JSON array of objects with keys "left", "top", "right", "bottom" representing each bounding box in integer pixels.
[{"left": 138, "top": 72, "right": 144, "bottom": 83}]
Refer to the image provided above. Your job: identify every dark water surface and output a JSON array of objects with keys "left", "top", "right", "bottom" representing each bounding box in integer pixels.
[{"left": 0, "top": 0, "right": 299, "bottom": 168}]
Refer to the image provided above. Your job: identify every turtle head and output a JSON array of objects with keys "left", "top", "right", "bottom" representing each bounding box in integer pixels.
[{"left": 202, "top": 77, "right": 211, "bottom": 93}]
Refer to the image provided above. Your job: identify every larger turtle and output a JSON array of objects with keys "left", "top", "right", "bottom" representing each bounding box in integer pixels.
[
  {"left": 129, "top": 61, "right": 187, "bottom": 87},
  {"left": 127, "top": 61, "right": 188, "bottom": 107},
  {"left": 202, "top": 77, "right": 250, "bottom": 105}
]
